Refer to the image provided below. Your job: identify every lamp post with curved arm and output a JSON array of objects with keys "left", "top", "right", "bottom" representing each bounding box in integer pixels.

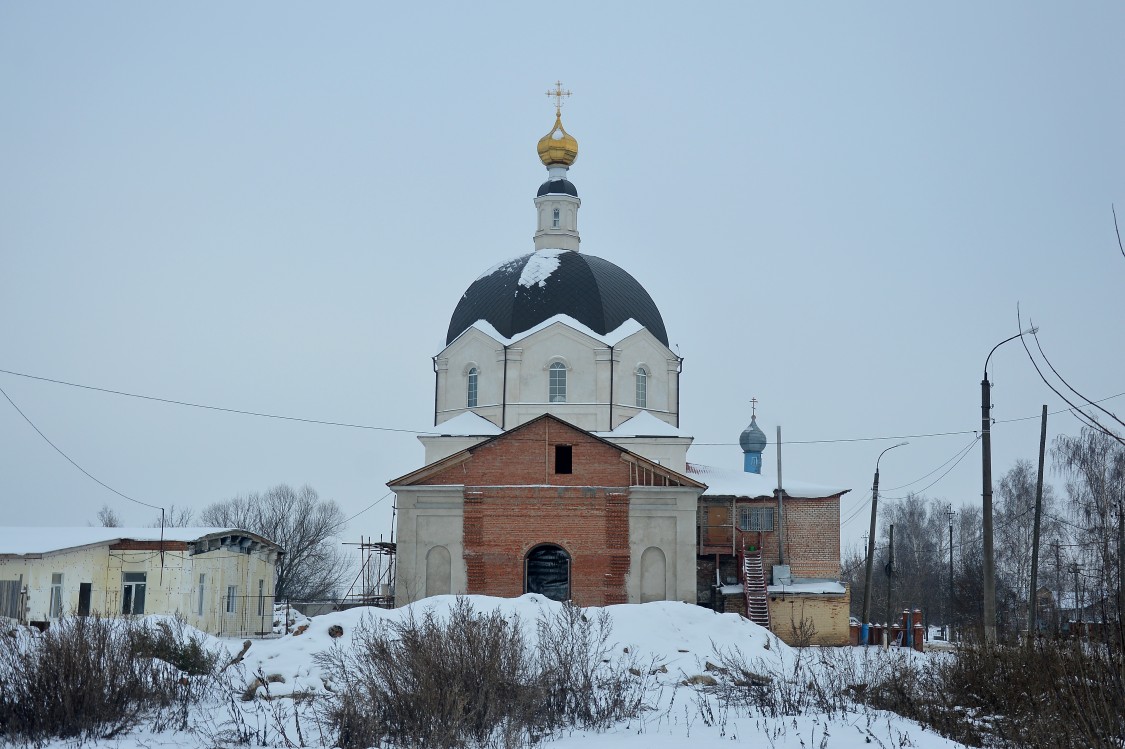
[
  {"left": 861, "top": 441, "right": 908, "bottom": 645},
  {"left": 981, "top": 327, "right": 1037, "bottom": 644}
]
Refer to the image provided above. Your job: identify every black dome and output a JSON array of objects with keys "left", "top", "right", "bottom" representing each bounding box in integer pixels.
[
  {"left": 447, "top": 250, "right": 669, "bottom": 346},
  {"left": 536, "top": 179, "right": 578, "bottom": 197}
]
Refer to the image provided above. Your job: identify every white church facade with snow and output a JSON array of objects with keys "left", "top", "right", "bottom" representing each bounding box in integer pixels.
[{"left": 389, "top": 89, "right": 852, "bottom": 645}]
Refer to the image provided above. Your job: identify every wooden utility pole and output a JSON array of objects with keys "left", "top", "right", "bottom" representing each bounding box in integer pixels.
[
  {"left": 947, "top": 505, "right": 956, "bottom": 640},
  {"left": 1027, "top": 405, "right": 1048, "bottom": 639},
  {"left": 885, "top": 523, "right": 895, "bottom": 625}
]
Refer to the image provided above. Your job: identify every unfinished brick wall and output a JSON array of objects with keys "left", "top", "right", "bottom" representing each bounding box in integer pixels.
[
  {"left": 422, "top": 418, "right": 633, "bottom": 607},
  {"left": 779, "top": 497, "right": 841, "bottom": 579},
  {"left": 698, "top": 495, "right": 842, "bottom": 585}
]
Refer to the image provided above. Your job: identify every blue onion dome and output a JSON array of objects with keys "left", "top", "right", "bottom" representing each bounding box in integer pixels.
[{"left": 740, "top": 416, "right": 767, "bottom": 454}]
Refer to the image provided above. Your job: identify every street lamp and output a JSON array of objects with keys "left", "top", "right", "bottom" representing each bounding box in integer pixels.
[
  {"left": 862, "top": 440, "right": 908, "bottom": 645},
  {"left": 981, "top": 326, "right": 1037, "bottom": 644}
]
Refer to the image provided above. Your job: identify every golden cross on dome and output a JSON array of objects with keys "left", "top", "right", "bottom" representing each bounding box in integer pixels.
[
  {"left": 545, "top": 80, "right": 572, "bottom": 117},
  {"left": 750, "top": 397, "right": 758, "bottom": 419}
]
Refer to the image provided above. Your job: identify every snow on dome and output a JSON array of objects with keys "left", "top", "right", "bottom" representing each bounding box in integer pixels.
[
  {"left": 476, "top": 255, "right": 525, "bottom": 281},
  {"left": 430, "top": 410, "right": 503, "bottom": 436},
  {"left": 464, "top": 314, "right": 645, "bottom": 348},
  {"left": 518, "top": 249, "right": 564, "bottom": 289},
  {"left": 597, "top": 410, "right": 688, "bottom": 438},
  {"left": 685, "top": 463, "right": 847, "bottom": 499},
  {"left": 447, "top": 250, "right": 669, "bottom": 346}
]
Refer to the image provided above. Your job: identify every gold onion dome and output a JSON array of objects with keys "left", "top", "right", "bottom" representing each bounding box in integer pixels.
[{"left": 537, "top": 114, "right": 579, "bottom": 167}]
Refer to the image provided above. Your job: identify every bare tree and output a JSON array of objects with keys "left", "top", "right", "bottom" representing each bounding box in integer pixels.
[
  {"left": 96, "top": 504, "right": 120, "bottom": 527},
  {"left": 200, "top": 484, "right": 349, "bottom": 601},
  {"left": 1053, "top": 429, "right": 1125, "bottom": 637},
  {"left": 877, "top": 494, "right": 948, "bottom": 626},
  {"left": 149, "top": 504, "right": 195, "bottom": 528},
  {"left": 995, "top": 459, "right": 1065, "bottom": 633}
]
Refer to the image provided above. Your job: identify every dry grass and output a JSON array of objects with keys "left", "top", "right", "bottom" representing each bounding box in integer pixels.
[
  {"left": 315, "top": 597, "right": 654, "bottom": 749},
  {"left": 0, "top": 614, "right": 222, "bottom": 747}
]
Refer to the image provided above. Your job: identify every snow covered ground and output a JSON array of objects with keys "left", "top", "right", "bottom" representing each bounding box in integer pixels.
[{"left": 26, "top": 595, "right": 969, "bottom": 748}]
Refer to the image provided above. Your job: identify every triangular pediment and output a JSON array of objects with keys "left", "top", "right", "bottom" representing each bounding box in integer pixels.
[{"left": 388, "top": 413, "right": 705, "bottom": 489}]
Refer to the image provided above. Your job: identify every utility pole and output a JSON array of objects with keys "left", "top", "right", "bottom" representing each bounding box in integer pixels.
[
  {"left": 1027, "top": 405, "right": 1048, "bottom": 639},
  {"left": 885, "top": 523, "right": 895, "bottom": 625},
  {"left": 982, "top": 328, "right": 1036, "bottom": 644},
  {"left": 1054, "top": 542, "right": 1062, "bottom": 634},
  {"left": 1118, "top": 512, "right": 1124, "bottom": 642},
  {"left": 776, "top": 426, "right": 785, "bottom": 565},
  {"left": 947, "top": 505, "right": 956, "bottom": 640},
  {"left": 862, "top": 442, "right": 907, "bottom": 644},
  {"left": 1071, "top": 562, "right": 1082, "bottom": 629}
]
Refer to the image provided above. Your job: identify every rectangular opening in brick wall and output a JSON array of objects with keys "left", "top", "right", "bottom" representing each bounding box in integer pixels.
[{"left": 554, "top": 444, "right": 572, "bottom": 474}]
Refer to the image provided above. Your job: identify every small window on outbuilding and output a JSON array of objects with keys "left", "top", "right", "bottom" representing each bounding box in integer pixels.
[
  {"left": 738, "top": 507, "right": 775, "bottom": 532},
  {"left": 555, "top": 444, "right": 572, "bottom": 474},
  {"left": 49, "top": 573, "right": 63, "bottom": 619},
  {"left": 122, "top": 572, "right": 147, "bottom": 615}
]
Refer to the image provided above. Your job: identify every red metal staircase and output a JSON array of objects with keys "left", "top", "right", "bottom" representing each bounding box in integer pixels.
[{"left": 740, "top": 542, "right": 771, "bottom": 629}]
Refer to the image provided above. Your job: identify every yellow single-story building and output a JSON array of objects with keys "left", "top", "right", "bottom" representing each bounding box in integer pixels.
[{"left": 0, "top": 527, "right": 282, "bottom": 636}]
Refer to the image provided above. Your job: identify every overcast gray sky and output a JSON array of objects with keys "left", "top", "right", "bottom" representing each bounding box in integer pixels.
[{"left": 2, "top": 3, "right": 1122, "bottom": 556}]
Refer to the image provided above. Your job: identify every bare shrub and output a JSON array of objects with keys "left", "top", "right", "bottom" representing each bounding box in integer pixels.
[
  {"left": 853, "top": 636, "right": 1125, "bottom": 749},
  {"left": 534, "top": 600, "right": 653, "bottom": 732},
  {"left": 0, "top": 614, "right": 222, "bottom": 746},
  {"left": 131, "top": 616, "right": 219, "bottom": 676},
  {"left": 316, "top": 598, "right": 653, "bottom": 748},
  {"left": 694, "top": 639, "right": 854, "bottom": 719}
]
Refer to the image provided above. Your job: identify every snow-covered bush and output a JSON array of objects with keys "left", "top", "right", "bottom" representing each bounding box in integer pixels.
[
  {"left": 315, "top": 596, "right": 653, "bottom": 748},
  {"left": 0, "top": 614, "right": 223, "bottom": 746}
]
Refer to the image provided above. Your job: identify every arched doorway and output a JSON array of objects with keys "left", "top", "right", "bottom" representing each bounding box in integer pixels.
[{"left": 525, "top": 544, "right": 570, "bottom": 602}]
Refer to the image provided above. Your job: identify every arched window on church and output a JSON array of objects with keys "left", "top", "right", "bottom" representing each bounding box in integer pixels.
[
  {"left": 552, "top": 207, "right": 560, "bottom": 228},
  {"left": 549, "top": 362, "right": 567, "bottom": 403},
  {"left": 635, "top": 366, "right": 648, "bottom": 409},
  {"left": 467, "top": 367, "right": 478, "bottom": 408}
]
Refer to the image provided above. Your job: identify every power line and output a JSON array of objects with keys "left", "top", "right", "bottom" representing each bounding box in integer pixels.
[
  {"left": 0, "top": 383, "right": 163, "bottom": 512},
  {"left": 2, "top": 365, "right": 1121, "bottom": 447},
  {"left": 0, "top": 367, "right": 433, "bottom": 435},
  {"left": 839, "top": 436, "right": 981, "bottom": 528},
  {"left": 882, "top": 435, "right": 981, "bottom": 492},
  {"left": 877, "top": 436, "right": 981, "bottom": 501},
  {"left": 338, "top": 492, "right": 394, "bottom": 529}
]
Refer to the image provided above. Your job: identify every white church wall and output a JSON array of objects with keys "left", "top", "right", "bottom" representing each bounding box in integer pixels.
[
  {"left": 392, "top": 486, "right": 466, "bottom": 607},
  {"left": 435, "top": 329, "right": 503, "bottom": 427},
  {"left": 626, "top": 486, "right": 700, "bottom": 604},
  {"left": 602, "top": 436, "right": 692, "bottom": 473},
  {"left": 610, "top": 332, "right": 680, "bottom": 428},
  {"left": 434, "top": 323, "right": 680, "bottom": 434}
]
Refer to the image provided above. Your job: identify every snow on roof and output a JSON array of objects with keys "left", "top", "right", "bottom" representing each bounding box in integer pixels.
[
  {"left": 719, "top": 580, "right": 847, "bottom": 596},
  {"left": 465, "top": 314, "right": 645, "bottom": 347},
  {"left": 769, "top": 580, "right": 847, "bottom": 595},
  {"left": 595, "top": 410, "right": 690, "bottom": 439},
  {"left": 430, "top": 410, "right": 504, "bottom": 436},
  {"left": 0, "top": 527, "right": 260, "bottom": 556},
  {"left": 685, "top": 463, "right": 847, "bottom": 499},
  {"left": 518, "top": 248, "right": 564, "bottom": 288}
]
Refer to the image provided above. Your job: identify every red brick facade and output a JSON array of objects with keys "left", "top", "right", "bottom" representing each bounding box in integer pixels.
[{"left": 400, "top": 416, "right": 697, "bottom": 607}]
